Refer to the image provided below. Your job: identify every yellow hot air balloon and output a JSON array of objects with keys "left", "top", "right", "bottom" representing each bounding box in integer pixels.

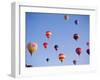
[{"left": 27, "top": 42, "right": 38, "bottom": 56}]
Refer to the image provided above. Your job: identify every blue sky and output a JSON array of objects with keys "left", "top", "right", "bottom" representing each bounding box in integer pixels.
[{"left": 25, "top": 12, "right": 90, "bottom": 67}]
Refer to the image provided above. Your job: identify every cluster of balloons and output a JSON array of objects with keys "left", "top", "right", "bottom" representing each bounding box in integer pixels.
[
  {"left": 26, "top": 15, "right": 89, "bottom": 66},
  {"left": 44, "top": 31, "right": 65, "bottom": 62},
  {"left": 64, "top": 15, "right": 79, "bottom": 25}
]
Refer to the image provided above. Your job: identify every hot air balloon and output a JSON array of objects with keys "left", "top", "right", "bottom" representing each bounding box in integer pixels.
[
  {"left": 54, "top": 45, "right": 58, "bottom": 51},
  {"left": 59, "top": 53, "right": 65, "bottom": 62},
  {"left": 27, "top": 42, "right": 38, "bottom": 56},
  {"left": 43, "top": 42, "right": 48, "bottom": 49},
  {"left": 73, "top": 60, "right": 77, "bottom": 65},
  {"left": 74, "top": 20, "right": 79, "bottom": 25},
  {"left": 86, "top": 42, "right": 89, "bottom": 47},
  {"left": 45, "top": 31, "right": 52, "bottom": 39},
  {"left": 86, "top": 48, "right": 90, "bottom": 55},
  {"left": 64, "top": 15, "right": 69, "bottom": 20},
  {"left": 73, "top": 33, "right": 80, "bottom": 41},
  {"left": 46, "top": 58, "right": 50, "bottom": 62},
  {"left": 76, "top": 47, "right": 82, "bottom": 56}
]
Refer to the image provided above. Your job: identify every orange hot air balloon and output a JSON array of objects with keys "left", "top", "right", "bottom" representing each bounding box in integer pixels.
[
  {"left": 27, "top": 42, "right": 38, "bottom": 56},
  {"left": 59, "top": 53, "right": 65, "bottom": 62},
  {"left": 75, "top": 47, "right": 82, "bottom": 56},
  {"left": 45, "top": 31, "right": 52, "bottom": 39},
  {"left": 43, "top": 42, "right": 48, "bottom": 48}
]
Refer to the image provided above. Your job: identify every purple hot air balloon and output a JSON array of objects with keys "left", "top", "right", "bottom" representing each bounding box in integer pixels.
[{"left": 86, "top": 49, "right": 90, "bottom": 55}]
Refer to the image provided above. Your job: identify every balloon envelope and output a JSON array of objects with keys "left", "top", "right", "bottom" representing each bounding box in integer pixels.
[
  {"left": 54, "top": 45, "right": 58, "bottom": 51},
  {"left": 27, "top": 42, "right": 38, "bottom": 56},
  {"left": 43, "top": 42, "right": 48, "bottom": 48},
  {"left": 86, "top": 42, "right": 89, "bottom": 46},
  {"left": 46, "top": 58, "right": 50, "bottom": 62},
  {"left": 64, "top": 15, "right": 69, "bottom": 20},
  {"left": 73, "top": 60, "right": 77, "bottom": 65},
  {"left": 75, "top": 20, "right": 79, "bottom": 25},
  {"left": 73, "top": 33, "right": 80, "bottom": 41},
  {"left": 45, "top": 31, "right": 52, "bottom": 39},
  {"left": 76, "top": 47, "right": 82, "bottom": 56},
  {"left": 59, "top": 53, "right": 65, "bottom": 62},
  {"left": 86, "top": 49, "right": 90, "bottom": 55}
]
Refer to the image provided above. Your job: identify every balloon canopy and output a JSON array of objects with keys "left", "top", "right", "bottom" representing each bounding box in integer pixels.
[
  {"left": 59, "top": 53, "right": 65, "bottom": 62},
  {"left": 54, "top": 45, "right": 59, "bottom": 51},
  {"left": 43, "top": 42, "right": 48, "bottom": 48},
  {"left": 74, "top": 20, "right": 79, "bottom": 25},
  {"left": 73, "top": 60, "right": 77, "bottom": 65},
  {"left": 64, "top": 15, "right": 69, "bottom": 20},
  {"left": 73, "top": 33, "right": 80, "bottom": 41},
  {"left": 45, "top": 31, "right": 52, "bottom": 39},
  {"left": 27, "top": 42, "right": 38, "bottom": 56},
  {"left": 75, "top": 47, "right": 82, "bottom": 56},
  {"left": 86, "top": 48, "right": 90, "bottom": 55},
  {"left": 46, "top": 58, "right": 50, "bottom": 62}
]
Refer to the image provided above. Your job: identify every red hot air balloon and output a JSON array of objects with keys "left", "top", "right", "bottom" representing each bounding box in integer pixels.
[
  {"left": 73, "top": 33, "right": 80, "bottom": 41},
  {"left": 45, "top": 31, "right": 52, "bottom": 39},
  {"left": 43, "top": 42, "right": 48, "bottom": 48},
  {"left": 59, "top": 53, "right": 65, "bottom": 62},
  {"left": 86, "top": 48, "right": 90, "bottom": 55},
  {"left": 76, "top": 47, "right": 82, "bottom": 56}
]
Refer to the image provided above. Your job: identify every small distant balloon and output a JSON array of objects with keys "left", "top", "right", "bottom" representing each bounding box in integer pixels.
[
  {"left": 86, "top": 48, "right": 90, "bottom": 55},
  {"left": 43, "top": 42, "right": 48, "bottom": 49},
  {"left": 86, "top": 42, "right": 89, "bottom": 47},
  {"left": 27, "top": 42, "right": 38, "bottom": 56},
  {"left": 46, "top": 58, "right": 50, "bottom": 62},
  {"left": 45, "top": 31, "right": 52, "bottom": 39},
  {"left": 75, "top": 20, "right": 79, "bottom": 25},
  {"left": 73, "top": 33, "right": 80, "bottom": 41},
  {"left": 76, "top": 47, "right": 82, "bottom": 56},
  {"left": 59, "top": 53, "right": 65, "bottom": 62},
  {"left": 54, "top": 45, "right": 58, "bottom": 51},
  {"left": 73, "top": 60, "right": 77, "bottom": 65},
  {"left": 64, "top": 15, "right": 69, "bottom": 20}
]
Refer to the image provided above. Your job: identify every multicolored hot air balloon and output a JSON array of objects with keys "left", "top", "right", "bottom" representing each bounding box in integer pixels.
[
  {"left": 54, "top": 45, "right": 59, "bottom": 51},
  {"left": 73, "top": 33, "right": 80, "bottom": 41},
  {"left": 86, "top": 48, "right": 90, "bottom": 55},
  {"left": 75, "top": 47, "right": 82, "bottom": 56},
  {"left": 59, "top": 53, "right": 65, "bottom": 62},
  {"left": 73, "top": 60, "right": 77, "bottom": 65},
  {"left": 45, "top": 31, "right": 52, "bottom": 39},
  {"left": 43, "top": 42, "right": 48, "bottom": 49},
  {"left": 64, "top": 15, "right": 69, "bottom": 20},
  {"left": 74, "top": 20, "right": 79, "bottom": 25},
  {"left": 27, "top": 42, "right": 38, "bottom": 56}
]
